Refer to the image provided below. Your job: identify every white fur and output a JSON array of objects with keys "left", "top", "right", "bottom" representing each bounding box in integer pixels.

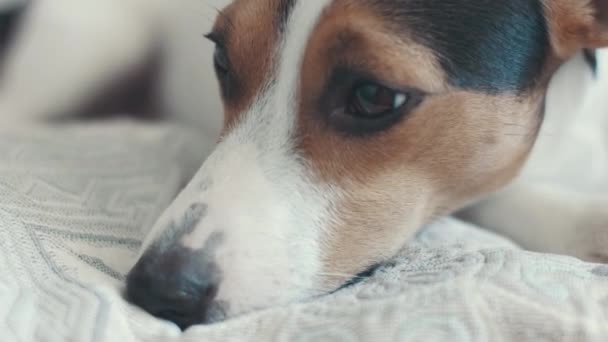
[{"left": 140, "top": 0, "right": 334, "bottom": 317}]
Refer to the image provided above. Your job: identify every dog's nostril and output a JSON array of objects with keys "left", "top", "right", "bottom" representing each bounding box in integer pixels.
[{"left": 125, "top": 248, "right": 221, "bottom": 330}]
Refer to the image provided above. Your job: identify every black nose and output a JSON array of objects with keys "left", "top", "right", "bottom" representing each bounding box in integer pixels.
[{"left": 126, "top": 246, "right": 220, "bottom": 330}]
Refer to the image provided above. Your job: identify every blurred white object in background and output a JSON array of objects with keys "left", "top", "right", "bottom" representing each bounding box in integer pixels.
[
  {"left": 524, "top": 49, "right": 608, "bottom": 193},
  {"left": 158, "top": 0, "right": 230, "bottom": 138},
  {"left": 0, "top": 0, "right": 229, "bottom": 139},
  {"left": 460, "top": 50, "right": 608, "bottom": 260}
]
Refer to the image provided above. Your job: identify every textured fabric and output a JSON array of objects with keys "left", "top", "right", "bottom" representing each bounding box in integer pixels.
[{"left": 0, "top": 120, "right": 607, "bottom": 342}]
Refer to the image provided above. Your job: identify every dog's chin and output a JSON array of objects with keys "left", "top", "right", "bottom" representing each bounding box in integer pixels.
[{"left": 206, "top": 269, "right": 378, "bottom": 325}]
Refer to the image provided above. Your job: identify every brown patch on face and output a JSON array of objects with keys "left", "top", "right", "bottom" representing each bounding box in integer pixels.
[
  {"left": 294, "top": 2, "right": 548, "bottom": 288},
  {"left": 211, "top": 0, "right": 292, "bottom": 129},
  {"left": 317, "top": 93, "right": 544, "bottom": 288}
]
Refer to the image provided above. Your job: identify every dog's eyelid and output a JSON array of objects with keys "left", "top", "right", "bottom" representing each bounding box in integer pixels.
[
  {"left": 204, "top": 31, "right": 226, "bottom": 47},
  {"left": 331, "top": 64, "right": 430, "bottom": 97}
]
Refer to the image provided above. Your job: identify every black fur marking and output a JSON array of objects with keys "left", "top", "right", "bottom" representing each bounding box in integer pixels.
[
  {"left": 278, "top": 0, "right": 298, "bottom": 32},
  {"left": 370, "top": 0, "right": 550, "bottom": 92},
  {"left": 332, "top": 263, "right": 382, "bottom": 292},
  {"left": 583, "top": 49, "right": 598, "bottom": 77},
  {"left": 153, "top": 203, "right": 208, "bottom": 253}
]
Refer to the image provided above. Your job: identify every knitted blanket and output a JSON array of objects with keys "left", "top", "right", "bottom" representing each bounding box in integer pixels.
[{"left": 1, "top": 120, "right": 607, "bottom": 342}]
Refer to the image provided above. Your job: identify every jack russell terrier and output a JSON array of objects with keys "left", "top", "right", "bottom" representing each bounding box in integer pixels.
[{"left": 1, "top": 0, "right": 607, "bottom": 331}]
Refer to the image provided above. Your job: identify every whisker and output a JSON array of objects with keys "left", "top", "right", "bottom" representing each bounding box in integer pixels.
[
  {"left": 503, "top": 132, "right": 554, "bottom": 137},
  {"left": 502, "top": 122, "right": 530, "bottom": 128}
]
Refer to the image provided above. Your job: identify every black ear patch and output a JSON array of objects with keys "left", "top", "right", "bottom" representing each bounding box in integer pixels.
[
  {"left": 278, "top": 0, "right": 297, "bottom": 32},
  {"left": 583, "top": 49, "right": 598, "bottom": 77},
  {"left": 370, "top": 0, "right": 550, "bottom": 92}
]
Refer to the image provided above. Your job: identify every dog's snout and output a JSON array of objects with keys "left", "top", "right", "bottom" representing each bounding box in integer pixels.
[{"left": 126, "top": 247, "right": 220, "bottom": 330}]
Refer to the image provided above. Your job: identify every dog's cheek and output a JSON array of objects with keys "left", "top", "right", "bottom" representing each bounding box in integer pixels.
[
  {"left": 419, "top": 92, "right": 545, "bottom": 206},
  {"left": 318, "top": 170, "right": 433, "bottom": 289}
]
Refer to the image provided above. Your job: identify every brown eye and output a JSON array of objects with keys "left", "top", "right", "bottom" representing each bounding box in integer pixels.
[
  {"left": 205, "top": 32, "right": 230, "bottom": 76},
  {"left": 348, "top": 83, "right": 408, "bottom": 118},
  {"left": 319, "top": 68, "right": 424, "bottom": 136},
  {"left": 205, "top": 31, "right": 238, "bottom": 100},
  {"left": 213, "top": 46, "right": 230, "bottom": 75}
]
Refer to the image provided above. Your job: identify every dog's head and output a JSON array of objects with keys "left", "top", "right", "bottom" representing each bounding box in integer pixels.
[{"left": 126, "top": 0, "right": 608, "bottom": 329}]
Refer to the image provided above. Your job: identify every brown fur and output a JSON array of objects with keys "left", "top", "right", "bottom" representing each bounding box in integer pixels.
[
  {"left": 211, "top": 0, "right": 288, "bottom": 129},
  {"left": 290, "top": 3, "right": 546, "bottom": 284},
  {"left": 213, "top": 0, "right": 608, "bottom": 289},
  {"left": 542, "top": 0, "right": 608, "bottom": 57}
]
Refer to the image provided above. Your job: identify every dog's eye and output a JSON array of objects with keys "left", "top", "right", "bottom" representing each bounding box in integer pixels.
[
  {"left": 205, "top": 31, "right": 237, "bottom": 99},
  {"left": 320, "top": 68, "right": 425, "bottom": 136},
  {"left": 213, "top": 46, "right": 230, "bottom": 75},
  {"left": 205, "top": 32, "right": 230, "bottom": 76},
  {"left": 348, "top": 83, "right": 408, "bottom": 118}
]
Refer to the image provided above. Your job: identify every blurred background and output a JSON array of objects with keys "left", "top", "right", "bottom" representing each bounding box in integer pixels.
[{"left": 0, "top": 0, "right": 232, "bottom": 138}]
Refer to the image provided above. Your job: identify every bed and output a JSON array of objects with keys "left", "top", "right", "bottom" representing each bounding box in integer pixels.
[{"left": 1, "top": 119, "right": 607, "bottom": 342}]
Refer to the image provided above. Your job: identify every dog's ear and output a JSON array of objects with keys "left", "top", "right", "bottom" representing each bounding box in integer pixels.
[{"left": 543, "top": 0, "right": 608, "bottom": 57}]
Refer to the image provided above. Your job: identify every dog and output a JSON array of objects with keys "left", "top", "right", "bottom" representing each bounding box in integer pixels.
[{"left": 1, "top": 0, "right": 607, "bottom": 331}]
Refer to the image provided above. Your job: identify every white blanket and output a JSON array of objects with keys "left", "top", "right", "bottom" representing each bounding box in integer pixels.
[{"left": 1, "top": 120, "right": 607, "bottom": 342}]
